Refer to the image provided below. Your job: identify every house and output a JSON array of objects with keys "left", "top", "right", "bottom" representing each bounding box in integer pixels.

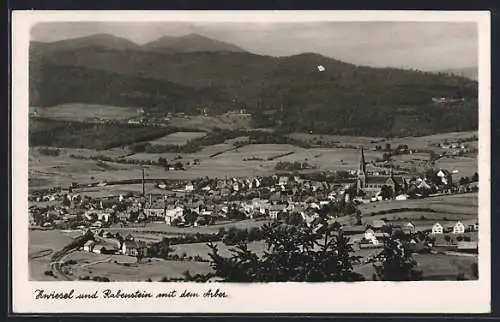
[
  {"left": 165, "top": 206, "right": 184, "bottom": 225},
  {"left": 185, "top": 183, "right": 194, "bottom": 192},
  {"left": 121, "top": 240, "right": 139, "bottom": 256},
  {"left": 269, "top": 204, "right": 285, "bottom": 220},
  {"left": 91, "top": 221, "right": 103, "bottom": 228},
  {"left": 432, "top": 222, "right": 444, "bottom": 234},
  {"left": 364, "top": 228, "right": 376, "bottom": 241},
  {"left": 144, "top": 207, "right": 165, "bottom": 219},
  {"left": 92, "top": 245, "right": 107, "bottom": 254},
  {"left": 278, "top": 176, "right": 289, "bottom": 186},
  {"left": 370, "top": 220, "right": 386, "bottom": 230},
  {"left": 395, "top": 194, "right": 408, "bottom": 201},
  {"left": 117, "top": 211, "right": 131, "bottom": 222},
  {"left": 405, "top": 222, "right": 416, "bottom": 233},
  {"left": 417, "top": 180, "right": 432, "bottom": 190},
  {"left": 83, "top": 240, "right": 95, "bottom": 252},
  {"left": 453, "top": 221, "right": 465, "bottom": 234},
  {"left": 97, "top": 213, "right": 110, "bottom": 222}
]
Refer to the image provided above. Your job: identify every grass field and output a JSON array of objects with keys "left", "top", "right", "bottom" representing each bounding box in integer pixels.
[
  {"left": 108, "top": 219, "right": 273, "bottom": 236},
  {"left": 29, "top": 148, "right": 170, "bottom": 189},
  {"left": 290, "top": 131, "right": 478, "bottom": 152},
  {"left": 28, "top": 128, "right": 477, "bottom": 189},
  {"left": 148, "top": 132, "right": 207, "bottom": 146},
  {"left": 73, "top": 258, "right": 212, "bottom": 282},
  {"left": 435, "top": 156, "right": 478, "bottom": 178},
  {"left": 166, "top": 113, "right": 252, "bottom": 131},
  {"left": 31, "top": 104, "right": 141, "bottom": 122},
  {"left": 359, "top": 193, "right": 478, "bottom": 229}
]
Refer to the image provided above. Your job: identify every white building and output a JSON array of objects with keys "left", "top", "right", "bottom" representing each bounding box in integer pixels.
[
  {"left": 432, "top": 222, "right": 444, "bottom": 234},
  {"left": 364, "top": 228, "right": 376, "bottom": 241},
  {"left": 165, "top": 207, "right": 184, "bottom": 225},
  {"left": 83, "top": 240, "right": 95, "bottom": 252},
  {"left": 453, "top": 221, "right": 465, "bottom": 234}
]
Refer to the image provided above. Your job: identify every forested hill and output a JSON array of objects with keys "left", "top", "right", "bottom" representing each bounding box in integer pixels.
[{"left": 29, "top": 35, "right": 478, "bottom": 137}]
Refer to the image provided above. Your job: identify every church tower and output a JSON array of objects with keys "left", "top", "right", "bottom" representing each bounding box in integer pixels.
[{"left": 357, "top": 147, "right": 367, "bottom": 192}]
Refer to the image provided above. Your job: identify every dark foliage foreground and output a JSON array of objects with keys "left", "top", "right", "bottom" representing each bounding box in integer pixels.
[{"left": 179, "top": 222, "right": 422, "bottom": 283}]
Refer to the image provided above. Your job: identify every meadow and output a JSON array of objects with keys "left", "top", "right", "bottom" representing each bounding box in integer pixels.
[
  {"left": 359, "top": 193, "right": 478, "bottom": 229},
  {"left": 31, "top": 104, "right": 141, "bottom": 122},
  {"left": 435, "top": 156, "right": 478, "bottom": 178},
  {"left": 108, "top": 219, "right": 273, "bottom": 236},
  {"left": 72, "top": 256, "right": 212, "bottom": 282},
  {"left": 29, "top": 123, "right": 478, "bottom": 191},
  {"left": 148, "top": 131, "right": 207, "bottom": 146},
  {"left": 290, "top": 131, "right": 478, "bottom": 152}
]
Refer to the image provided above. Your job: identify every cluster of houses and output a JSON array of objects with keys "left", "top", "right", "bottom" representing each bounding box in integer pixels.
[
  {"left": 82, "top": 231, "right": 148, "bottom": 258},
  {"left": 29, "top": 148, "right": 478, "bottom": 249},
  {"left": 29, "top": 159, "right": 478, "bottom": 232},
  {"left": 356, "top": 219, "right": 478, "bottom": 253}
]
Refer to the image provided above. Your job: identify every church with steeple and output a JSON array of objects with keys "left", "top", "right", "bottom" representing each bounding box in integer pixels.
[{"left": 355, "top": 147, "right": 407, "bottom": 197}]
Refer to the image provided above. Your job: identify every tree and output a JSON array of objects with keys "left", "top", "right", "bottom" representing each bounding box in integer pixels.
[
  {"left": 227, "top": 206, "right": 246, "bottom": 220},
  {"left": 174, "top": 161, "right": 184, "bottom": 170},
  {"left": 247, "top": 227, "right": 262, "bottom": 242},
  {"left": 61, "top": 195, "right": 71, "bottom": 207},
  {"left": 184, "top": 209, "right": 198, "bottom": 225},
  {"left": 472, "top": 172, "right": 479, "bottom": 182},
  {"left": 373, "top": 237, "right": 423, "bottom": 281},
  {"left": 200, "top": 223, "right": 365, "bottom": 282},
  {"left": 286, "top": 212, "right": 305, "bottom": 226},
  {"left": 380, "top": 185, "right": 394, "bottom": 200}
]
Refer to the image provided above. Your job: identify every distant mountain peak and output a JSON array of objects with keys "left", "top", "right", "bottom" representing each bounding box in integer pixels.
[
  {"left": 142, "top": 33, "right": 246, "bottom": 54},
  {"left": 31, "top": 33, "right": 140, "bottom": 53}
]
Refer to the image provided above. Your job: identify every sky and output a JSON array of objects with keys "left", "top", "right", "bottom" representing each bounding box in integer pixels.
[{"left": 30, "top": 21, "right": 478, "bottom": 71}]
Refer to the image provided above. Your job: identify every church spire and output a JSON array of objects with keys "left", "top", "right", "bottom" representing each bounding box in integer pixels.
[{"left": 359, "top": 147, "right": 366, "bottom": 174}]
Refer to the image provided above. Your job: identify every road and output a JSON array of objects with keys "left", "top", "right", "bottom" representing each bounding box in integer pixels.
[{"left": 50, "top": 250, "right": 74, "bottom": 281}]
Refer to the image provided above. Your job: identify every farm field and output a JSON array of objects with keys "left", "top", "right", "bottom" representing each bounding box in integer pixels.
[
  {"left": 31, "top": 104, "right": 141, "bottom": 122},
  {"left": 166, "top": 113, "right": 252, "bottom": 132},
  {"left": 279, "top": 147, "right": 382, "bottom": 171},
  {"left": 359, "top": 193, "right": 478, "bottom": 229},
  {"left": 148, "top": 131, "right": 207, "bottom": 146},
  {"left": 29, "top": 127, "right": 478, "bottom": 189},
  {"left": 435, "top": 156, "right": 478, "bottom": 178},
  {"left": 289, "top": 131, "right": 478, "bottom": 152},
  {"left": 359, "top": 193, "right": 478, "bottom": 214},
  {"left": 108, "top": 219, "right": 273, "bottom": 236},
  {"left": 73, "top": 258, "right": 213, "bottom": 282},
  {"left": 29, "top": 153, "right": 169, "bottom": 189},
  {"left": 289, "top": 133, "right": 384, "bottom": 146}
]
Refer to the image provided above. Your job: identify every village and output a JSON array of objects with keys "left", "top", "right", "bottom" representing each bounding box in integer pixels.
[{"left": 28, "top": 142, "right": 479, "bottom": 282}]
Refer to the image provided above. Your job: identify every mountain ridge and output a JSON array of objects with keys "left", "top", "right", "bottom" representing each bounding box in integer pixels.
[
  {"left": 29, "top": 35, "right": 478, "bottom": 137},
  {"left": 32, "top": 33, "right": 248, "bottom": 54}
]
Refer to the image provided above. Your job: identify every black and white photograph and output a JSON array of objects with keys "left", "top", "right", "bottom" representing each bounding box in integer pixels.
[{"left": 11, "top": 10, "right": 491, "bottom": 314}]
